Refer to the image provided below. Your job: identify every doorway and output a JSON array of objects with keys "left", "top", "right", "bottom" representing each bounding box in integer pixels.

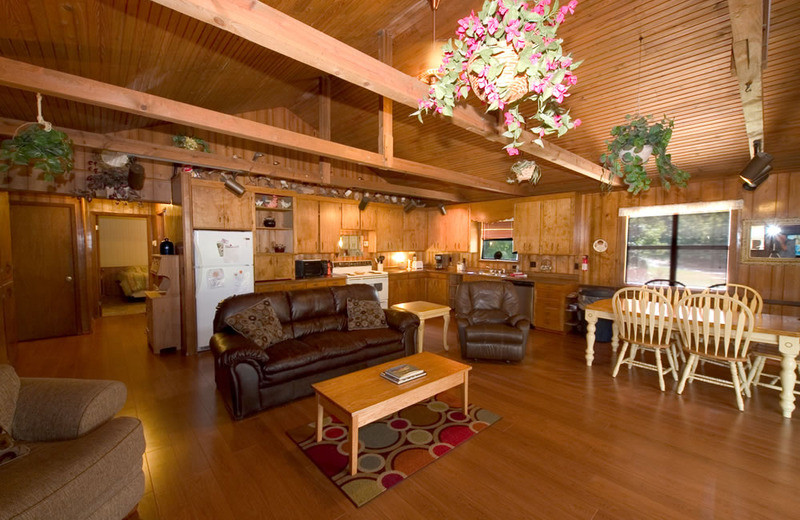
[
  {"left": 10, "top": 203, "right": 81, "bottom": 341},
  {"left": 96, "top": 215, "right": 150, "bottom": 317}
]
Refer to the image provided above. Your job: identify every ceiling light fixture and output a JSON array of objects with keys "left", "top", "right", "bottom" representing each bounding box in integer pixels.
[
  {"left": 417, "top": 0, "right": 444, "bottom": 85},
  {"left": 740, "top": 140, "right": 773, "bottom": 191},
  {"left": 221, "top": 172, "right": 246, "bottom": 197},
  {"left": 359, "top": 196, "right": 371, "bottom": 211},
  {"left": 438, "top": 203, "right": 447, "bottom": 215}
]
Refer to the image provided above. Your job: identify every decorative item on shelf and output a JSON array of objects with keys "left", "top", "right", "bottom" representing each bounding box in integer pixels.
[
  {"left": 77, "top": 151, "right": 142, "bottom": 202},
  {"left": 160, "top": 238, "right": 175, "bottom": 255},
  {"left": 272, "top": 242, "right": 286, "bottom": 253},
  {"left": 412, "top": 0, "right": 582, "bottom": 155},
  {"left": 599, "top": 114, "right": 689, "bottom": 194},
  {"left": 0, "top": 93, "right": 74, "bottom": 182},
  {"left": 127, "top": 157, "right": 145, "bottom": 190},
  {"left": 279, "top": 198, "right": 292, "bottom": 209},
  {"left": 507, "top": 159, "right": 541, "bottom": 185},
  {"left": 263, "top": 217, "right": 276, "bottom": 228},
  {"left": 172, "top": 134, "right": 210, "bottom": 152}
]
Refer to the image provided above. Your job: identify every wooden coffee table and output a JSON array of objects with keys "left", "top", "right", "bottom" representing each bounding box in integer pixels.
[
  {"left": 391, "top": 301, "right": 451, "bottom": 353},
  {"left": 312, "top": 352, "right": 471, "bottom": 475}
]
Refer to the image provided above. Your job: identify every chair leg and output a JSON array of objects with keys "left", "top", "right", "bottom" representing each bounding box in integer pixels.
[
  {"left": 737, "top": 362, "right": 751, "bottom": 398},
  {"left": 665, "top": 346, "right": 679, "bottom": 381},
  {"left": 655, "top": 349, "right": 666, "bottom": 391},
  {"left": 687, "top": 355, "right": 700, "bottom": 383},
  {"left": 677, "top": 354, "right": 697, "bottom": 394},
  {"left": 628, "top": 345, "right": 639, "bottom": 370},
  {"left": 730, "top": 362, "right": 745, "bottom": 411},
  {"left": 612, "top": 342, "right": 630, "bottom": 378}
]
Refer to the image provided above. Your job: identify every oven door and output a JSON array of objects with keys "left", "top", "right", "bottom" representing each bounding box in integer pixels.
[{"left": 346, "top": 277, "right": 389, "bottom": 308}]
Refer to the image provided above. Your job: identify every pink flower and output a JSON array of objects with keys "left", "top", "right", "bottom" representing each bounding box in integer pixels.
[
  {"left": 573, "top": 118, "right": 582, "bottom": 127},
  {"left": 565, "top": 72, "right": 578, "bottom": 85},
  {"left": 487, "top": 16, "right": 500, "bottom": 34},
  {"left": 555, "top": 11, "right": 565, "bottom": 24},
  {"left": 524, "top": 22, "right": 536, "bottom": 32},
  {"left": 552, "top": 83, "right": 569, "bottom": 103},
  {"left": 506, "top": 147, "right": 520, "bottom": 156},
  {"left": 567, "top": 0, "right": 578, "bottom": 14},
  {"left": 561, "top": 57, "right": 572, "bottom": 68},
  {"left": 497, "top": 1, "right": 508, "bottom": 16},
  {"left": 504, "top": 111, "right": 516, "bottom": 126}
]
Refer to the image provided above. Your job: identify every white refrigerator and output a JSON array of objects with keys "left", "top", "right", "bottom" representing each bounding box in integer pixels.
[{"left": 193, "top": 230, "right": 254, "bottom": 351}]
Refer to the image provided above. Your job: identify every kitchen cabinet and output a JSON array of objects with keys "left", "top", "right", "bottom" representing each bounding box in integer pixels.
[
  {"left": 191, "top": 181, "right": 253, "bottom": 230},
  {"left": 514, "top": 196, "right": 574, "bottom": 255},
  {"left": 534, "top": 282, "right": 579, "bottom": 333},
  {"left": 375, "top": 205, "right": 404, "bottom": 252},
  {"left": 360, "top": 205, "right": 377, "bottom": 230},
  {"left": 341, "top": 203, "right": 360, "bottom": 229},
  {"left": 255, "top": 276, "right": 346, "bottom": 293},
  {"left": 254, "top": 193, "right": 294, "bottom": 256},
  {"left": 319, "top": 201, "right": 342, "bottom": 253},
  {"left": 294, "top": 198, "right": 319, "bottom": 253},
  {"left": 427, "top": 211, "right": 446, "bottom": 251},
  {"left": 254, "top": 253, "right": 294, "bottom": 281},
  {"left": 427, "top": 207, "right": 469, "bottom": 252},
  {"left": 403, "top": 210, "right": 427, "bottom": 252},
  {"left": 389, "top": 271, "right": 426, "bottom": 306},
  {"left": 426, "top": 272, "right": 449, "bottom": 306}
]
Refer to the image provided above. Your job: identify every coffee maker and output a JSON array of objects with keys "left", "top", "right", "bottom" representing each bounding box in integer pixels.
[{"left": 434, "top": 254, "right": 450, "bottom": 270}]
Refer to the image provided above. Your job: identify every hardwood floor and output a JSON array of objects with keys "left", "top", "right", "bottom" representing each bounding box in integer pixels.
[{"left": 12, "top": 315, "right": 800, "bottom": 519}]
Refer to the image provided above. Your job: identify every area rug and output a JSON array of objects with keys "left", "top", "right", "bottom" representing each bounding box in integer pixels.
[{"left": 287, "top": 395, "right": 500, "bottom": 507}]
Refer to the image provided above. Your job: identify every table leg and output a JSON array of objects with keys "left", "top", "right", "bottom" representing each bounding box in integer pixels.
[
  {"left": 611, "top": 320, "right": 619, "bottom": 356},
  {"left": 442, "top": 312, "right": 450, "bottom": 351},
  {"left": 315, "top": 394, "right": 323, "bottom": 442},
  {"left": 416, "top": 319, "right": 425, "bottom": 354},
  {"left": 585, "top": 310, "right": 598, "bottom": 367},
  {"left": 349, "top": 417, "right": 359, "bottom": 475},
  {"left": 778, "top": 335, "right": 800, "bottom": 419},
  {"left": 462, "top": 371, "right": 469, "bottom": 415}
]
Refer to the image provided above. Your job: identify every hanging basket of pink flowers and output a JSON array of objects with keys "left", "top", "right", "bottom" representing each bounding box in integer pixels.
[{"left": 412, "top": 0, "right": 582, "bottom": 156}]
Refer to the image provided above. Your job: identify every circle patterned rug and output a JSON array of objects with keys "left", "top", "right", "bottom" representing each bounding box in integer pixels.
[{"left": 286, "top": 394, "right": 501, "bottom": 507}]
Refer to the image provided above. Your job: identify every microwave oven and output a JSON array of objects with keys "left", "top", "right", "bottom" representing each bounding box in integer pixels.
[{"left": 295, "top": 259, "right": 328, "bottom": 279}]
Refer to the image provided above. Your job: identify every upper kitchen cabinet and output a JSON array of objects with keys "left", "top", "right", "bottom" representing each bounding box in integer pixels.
[
  {"left": 191, "top": 180, "right": 254, "bottom": 230},
  {"left": 375, "top": 205, "right": 404, "bottom": 252},
  {"left": 341, "top": 203, "right": 360, "bottom": 230},
  {"left": 294, "top": 198, "right": 320, "bottom": 253},
  {"left": 514, "top": 195, "right": 574, "bottom": 255},
  {"left": 360, "top": 204, "right": 378, "bottom": 231},
  {"left": 403, "top": 210, "right": 427, "bottom": 251},
  {"left": 319, "top": 201, "right": 342, "bottom": 253},
  {"left": 428, "top": 207, "right": 469, "bottom": 252}
]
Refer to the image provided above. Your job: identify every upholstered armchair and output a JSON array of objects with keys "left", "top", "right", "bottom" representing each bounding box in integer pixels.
[{"left": 454, "top": 281, "right": 530, "bottom": 362}]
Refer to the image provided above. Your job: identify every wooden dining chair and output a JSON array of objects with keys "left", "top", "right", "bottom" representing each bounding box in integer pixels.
[
  {"left": 612, "top": 287, "right": 680, "bottom": 391},
  {"left": 644, "top": 282, "right": 692, "bottom": 363},
  {"left": 675, "top": 293, "right": 755, "bottom": 411},
  {"left": 704, "top": 283, "right": 763, "bottom": 315},
  {"left": 746, "top": 344, "right": 800, "bottom": 395}
]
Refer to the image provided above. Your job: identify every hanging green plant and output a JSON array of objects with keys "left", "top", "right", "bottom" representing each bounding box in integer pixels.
[
  {"left": 172, "top": 134, "right": 210, "bottom": 152},
  {"left": 599, "top": 114, "right": 689, "bottom": 194},
  {"left": 0, "top": 123, "right": 74, "bottom": 181}
]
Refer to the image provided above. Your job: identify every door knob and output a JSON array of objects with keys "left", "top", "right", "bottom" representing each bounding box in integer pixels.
[{"left": 66, "top": 275, "right": 73, "bottom": 282}]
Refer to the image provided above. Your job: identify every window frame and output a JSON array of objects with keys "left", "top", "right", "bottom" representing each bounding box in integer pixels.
[
  {"left": 480, "top": 220, "right": 518, "bottom": 262},
  {"left": 624, "top": 211, "right": 731, "bottom": 287}
]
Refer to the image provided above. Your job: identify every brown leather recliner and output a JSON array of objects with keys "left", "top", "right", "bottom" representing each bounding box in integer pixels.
[{"left": 454, "top": 281, "right": 530, "bottom": 362}]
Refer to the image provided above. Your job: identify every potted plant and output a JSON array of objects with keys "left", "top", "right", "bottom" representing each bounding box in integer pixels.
[
  {"left": 0, "top": 124, "right": 74, "bottom": 181},
  {"left": 172, "top": 134, "right": 210, "bottom": 152},
  {"left": 599, "top": 114, "right": 689, "bottom": 194},
  {"left": 412, "top": 0, "right": 582, "bottom": 155}
]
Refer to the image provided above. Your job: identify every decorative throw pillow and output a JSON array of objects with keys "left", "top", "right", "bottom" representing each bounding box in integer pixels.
[
  {"left": 0, "top": 426, "right": 29, "bottom": 467},
  {"left": 347, "top": 298, "right": 388, "bottom": 330},
  {"left": 225, "top": 299, "right": 286, "bottom": 349}
]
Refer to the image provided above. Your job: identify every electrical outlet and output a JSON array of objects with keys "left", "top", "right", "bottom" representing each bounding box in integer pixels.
[{"left": 529, "top": 261, "right": 536, "bottom": 268}]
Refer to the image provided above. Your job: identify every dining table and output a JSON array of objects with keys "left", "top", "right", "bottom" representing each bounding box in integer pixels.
[{"left": 584, "top": 298, "right": 800, "bottom": 418}]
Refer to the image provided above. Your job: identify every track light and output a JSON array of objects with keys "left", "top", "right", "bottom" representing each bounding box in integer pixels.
[
  {"left": 403, "top": 199, "right": 417, "bottom": 213},
  {"left": 438, "top": 203, "right": 447, "bottom": 215},
  {"left": 740, "top": 141, "right": 773, "bottom": 191},
  {"left": 358, "top": 196, "right": 370, "bottom": 211},
  {"left": 221, "top": 173, "right": 246, "bottom": 197}
]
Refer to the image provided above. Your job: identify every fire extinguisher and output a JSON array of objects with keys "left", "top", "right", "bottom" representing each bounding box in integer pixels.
[{"left": 581, "top": 255, "right": 589, "bottom": 271}]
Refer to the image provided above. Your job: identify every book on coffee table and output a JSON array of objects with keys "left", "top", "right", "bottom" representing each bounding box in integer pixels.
[{"left": 381, "top": 363, "right": 426, "bottom": 384}]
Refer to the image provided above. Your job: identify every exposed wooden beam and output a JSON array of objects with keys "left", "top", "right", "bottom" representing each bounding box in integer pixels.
[
  {"left": 147, "top": 0, "right": 612, "bottom": 184},
  {"left": 318, "top": 75, "right": 332, "bottom": 184},
  {"left": 728, "top": 0, "right": 765, "bottom": 155},
  {"left": 0, "top": 57, "right": 527, "bottom": 197},
  {"left": 378, "top": 30, "right": 394, "bottom": 167},
  {"left": 0, "top": 118, "right": 462, "bottom": 202}
]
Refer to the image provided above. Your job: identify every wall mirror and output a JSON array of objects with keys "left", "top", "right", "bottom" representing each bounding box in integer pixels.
[{"left": 741, "top": 218, "right": 800, "bottom": 263}]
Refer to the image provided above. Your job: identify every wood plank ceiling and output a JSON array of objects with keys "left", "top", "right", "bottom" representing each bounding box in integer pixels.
[{"left": 0, "top": 0, "right": 798, "bottom": 202}]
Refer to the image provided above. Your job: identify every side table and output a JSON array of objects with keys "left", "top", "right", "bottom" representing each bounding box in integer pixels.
[{"left": 390, "top": 301, "right": 451, "bottom": 353}]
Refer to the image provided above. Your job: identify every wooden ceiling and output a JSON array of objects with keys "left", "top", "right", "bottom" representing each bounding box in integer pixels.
[{"left": 0, "top": 0, "right": 798, "bottom": 202}]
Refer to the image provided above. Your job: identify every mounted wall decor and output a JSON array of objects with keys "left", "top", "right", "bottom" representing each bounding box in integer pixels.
[
  {"left": 0, "top": 93, "right": 73, "bottom": 182},
  {"left": 412, "top": 0, "right": 582, "bottom": 155},
  {"left": 599, "top": 114, "right": 689, "bottom": 194}
]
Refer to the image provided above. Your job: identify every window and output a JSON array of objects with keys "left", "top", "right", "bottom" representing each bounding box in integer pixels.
[
  {"left": 625, "top": 211, "right": 730, "bottom": 287},
  {"left": 481, "top": 220, "right": 518, "bottom": 261}
]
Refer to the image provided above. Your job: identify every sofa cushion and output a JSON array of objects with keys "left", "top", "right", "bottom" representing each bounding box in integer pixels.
[
  {"left": 301, "top": 331, "right": 368, "bottom": 358},
  {"left": 468, "top": 309, "right": 510, "bottom": 325},
  {"left": 225, "top": 299, "right": 286, "bottom": 349},
  {"left": 0, "top": 426, "right": 29, "bottom": 467},
  {"left": 345, "top": 328, "right": 403, "bottom": 348},
  {"left": 0, "top": 416, "right": 144, "bottom": 520},
  {"left": 261, "top": 339, "right": 322, "bottom": 375},
  {"left": 465, "top": 323, "right": 526, "bottom": 344},
  {"left": 0, "top": 364, "right": 20, "bottom": 433},
  {"left": 347, "top": 299, "right": 388, "bottom": 330}
]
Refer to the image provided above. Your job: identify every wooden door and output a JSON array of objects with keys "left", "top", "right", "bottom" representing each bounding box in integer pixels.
[
  {"left": 191, "top": 184, "right": 226, "bottom": 229},
  {"left": 294, "top": 198, "right": 319, "bottom": 253},
  {"left": 513, "top": 201, "right": 541, "bottom": 253},
  {"left": 341, "top": 203, "right": 360, "bottom": 229},
  {"left": 319, "top": 201, "right": 342, "bottom": 253},
  {"left": 223, "top": 190, "right": 254, "bottom": 230},
  {"left": 10, "top": 203, "right": 80, "bottom": 340}
]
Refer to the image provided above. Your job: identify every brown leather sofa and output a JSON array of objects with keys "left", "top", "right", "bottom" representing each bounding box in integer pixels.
[
  {"left": 454, "top": 281, "right": 531, "bottom": 362},
  {"left": 210, "top": 284, "right": 418, "bottom": 420}
]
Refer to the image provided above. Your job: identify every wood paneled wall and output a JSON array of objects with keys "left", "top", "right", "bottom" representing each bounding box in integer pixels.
[{"left": 577, "top": 171, "right": 800, "bottom": 315}]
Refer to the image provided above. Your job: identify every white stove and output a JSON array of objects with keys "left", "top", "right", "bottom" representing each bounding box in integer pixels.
[{"left": 332, "top": 261, "right": 389, "bottom": 308}]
